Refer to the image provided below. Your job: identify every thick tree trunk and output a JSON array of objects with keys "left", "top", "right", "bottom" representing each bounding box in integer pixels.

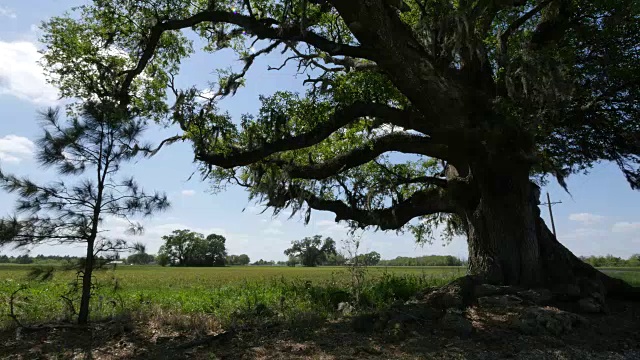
[
  {"left": 463, "top": 164, "right": 636, "bottom": 297},
  {"left": 77, "top": 239, "right": 95, "bottom": 325},
  {"left": 465, "top": 165, "right": 541, "bottom": 287}
]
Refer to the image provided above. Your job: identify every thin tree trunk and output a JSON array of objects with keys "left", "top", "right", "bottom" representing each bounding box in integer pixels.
[{"left": 77, "top": 238, "right": 94, "bottom": 325}]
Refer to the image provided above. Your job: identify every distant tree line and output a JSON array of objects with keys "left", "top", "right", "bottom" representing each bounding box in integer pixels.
[
  {"left": 580, "top": 255, "right": 640, "bottom": 268},
  {"left": 0, "top": 254, "right": 77, "bottom": 265},
  {"left": 5, "top": 250, "right": 637, "bottom": 269},
  {"left": 378, "top": 255, "right": 465, "bottom": 267},
  {"left": 252, "top": 259, "right": 276, "bottom": 266}
]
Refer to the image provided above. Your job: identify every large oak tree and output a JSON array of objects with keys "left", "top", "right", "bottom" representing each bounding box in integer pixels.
[{"left": 40, "top": 0, "right": 639, "bottom": 296}]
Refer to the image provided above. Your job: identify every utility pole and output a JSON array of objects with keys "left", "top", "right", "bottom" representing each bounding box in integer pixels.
[{"left": 541, "top": 192, "right": 562, "bottom": 237}]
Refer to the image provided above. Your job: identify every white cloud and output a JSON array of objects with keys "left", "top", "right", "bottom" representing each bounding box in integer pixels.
[
  {"left": 611, "top": 222, "right": 640, "bottom": 234},
  {"left": 316, "top": 220, "right": 337, "bottom": 227},
  {"left": 263, "top": 228, "right": 283, "bottom": 235},
  {"left": 377, "top": 124, "right": 406, "bottom": 134},
  {"left": 368, "top": 124, "right": 422, "bottom": 137},
  {"left": 568, "top": 213, "right": 605, "bottom": 226},
  {"left": 244, "top": 205, "right": 262, "bottom": 214},
  {"left": 243, "top": 204, "right": 294, "bottom": 219},
  {"left": 0, "top": 40, "right": 59, "bottom": 104},
  {"left": 181, "top": 189, "right": 196, "bottom": 196},
  {"left": 99, "top": 219, "right": 251, "bottom": 255},
  {"left": 0, "top": 135, "right": 34, "bottom": 163},
  {"left": 276, "top": 209, "right": 294, "bottom": 218},
  {"left": 315, "top": 219, "right": 350, "bottom": 235},
  {"left": 263, "top": 219, "right": 283, "bottom": 235},
  {"left": 0, "top": 6, "right": 16, "bottom": 18},
  {"left": 196, "top": 88, "right": 216, "bottom": 102},
  {"left": 557, "top": 223, "right": 640, "bottom": 258}
]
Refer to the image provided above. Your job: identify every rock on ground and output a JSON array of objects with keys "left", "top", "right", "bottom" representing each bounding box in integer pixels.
[{"left": 513, "top": 306, "right": 589, "bottom": 335}]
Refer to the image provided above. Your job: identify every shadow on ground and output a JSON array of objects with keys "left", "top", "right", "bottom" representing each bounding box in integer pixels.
[{"left": 1, "top": 299, "right": 640, "bottom": 359}]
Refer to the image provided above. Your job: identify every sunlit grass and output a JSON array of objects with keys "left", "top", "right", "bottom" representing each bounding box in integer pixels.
[
  {"left": 0, "top": 265, "right": 464, "bottom": 328},
  {"left": 1, "top": 264, "right": 637, "bottom": 329}
]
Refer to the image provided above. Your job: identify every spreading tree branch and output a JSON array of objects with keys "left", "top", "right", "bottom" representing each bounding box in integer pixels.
[
  {"left": 373, "top": 159, "right": 448, "bottom": 187},
  {"left": 327, "top": 0, "right": 466, "bottom": 123},
  {"left": 196, "top": 101, "right": 437, "bottom": 168},
  {"left": 130, "top": 135, "right": 184, "bottom": 157},
  {"left": 267, "top": 186, "right": 456, "bottom": 230},
  {"left": 117, "top": 10, "right": 374, "bottom": 108},
  {"left": 270, "top": 133, "right": 450, "bottom": 179}
]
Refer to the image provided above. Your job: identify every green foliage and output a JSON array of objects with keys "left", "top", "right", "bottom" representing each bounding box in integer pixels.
[
  {"left": 37, "top": 0, "right": 640, "bottom": 253},
  {"left": 581, "top": 254, "right": 640, "bottom": 268},
  {"left": 205, "top": 234, "right": 228, "bottom": 266},
  {"left": 127, "top": 253, "right": 155, "bottom": 265},
  {"left": 127, "top": 241, "right": 155, "bottom": 265},
  {"left": 156, "top": 253, "right": 170, "bottom": 267},
  {"left": 14, "top": 255, "right": 33, "bottom": 265},
  {"left": 0, "top": 254, "right": 111, "bottom": 266},
  {"left": 324, "top": 253, "right": 347, "bottom": 266},
  {"left": 284, "top": 235, "right": 337, "bottom": 267},
  {"left": 252, "top": 259, "right": 275, "bottom": 266},
  {"left": 159, "top": 229, "right": 228, "bottom": 267},
  {"left": 226, "top": 254, "right": 251, "bottom": 265},
  {"left": 39, "top": 1, "right": 194, "bottom": 120},
  {"left": 286, "top": 255, "right": 299, "bottom": 267},
  {"left": 355, "top": 251, "right": 381, "bottom": 266},
  {"left": 378, "top": 255, "right": 464, "bottom": 267}
]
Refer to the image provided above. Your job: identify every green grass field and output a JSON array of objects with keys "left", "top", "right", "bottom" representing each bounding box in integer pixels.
[
  {"left": 1, "top": 264, "right": 638, "bottom": 329},
  {"left": 0, "top": 265, "right": 465, "bottom": 328}
]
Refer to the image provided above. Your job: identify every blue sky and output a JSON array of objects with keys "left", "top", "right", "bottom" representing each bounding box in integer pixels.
[{"left": 0, "top": 1, "right": 638, "bottom": 261}]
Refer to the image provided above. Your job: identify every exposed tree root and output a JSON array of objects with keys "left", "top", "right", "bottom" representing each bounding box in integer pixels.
[
  {"left": 537, "top": 216, "right": 640, "bottom": 302},
  {"left": 421, "top": 216, "right": 640, "bottom": 313}
]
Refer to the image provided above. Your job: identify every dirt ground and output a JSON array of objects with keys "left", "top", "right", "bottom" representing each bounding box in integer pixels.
[{"left": 1, "top": 299, "right": 640, "bottom": 360}]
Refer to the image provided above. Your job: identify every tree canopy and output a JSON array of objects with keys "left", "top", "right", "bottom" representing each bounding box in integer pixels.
[
  {"left": 355, "top": 251, "right": 381, "bottom": 266},
  {"left": 159, "top": 229, "right": 228, "bottom": 266},
  {"left": 38, "top": 0, "right": 640, "bottom": 288},
  {"left": 227, "top": 253, "right": 251, "bottom": 265},
  {"left": 39, "top": 0, "right": 639, "bottom": 236},
  {"left": 284, "top": 235, "right": 337, "bottom": 266},
  {"left": 127, "top": 242, "right": 156, "bottom": 264}
]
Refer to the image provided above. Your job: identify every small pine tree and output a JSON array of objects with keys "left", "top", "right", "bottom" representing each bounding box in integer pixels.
[{"left": 0, "top": 102, "right": 169, "bottom": 324}]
